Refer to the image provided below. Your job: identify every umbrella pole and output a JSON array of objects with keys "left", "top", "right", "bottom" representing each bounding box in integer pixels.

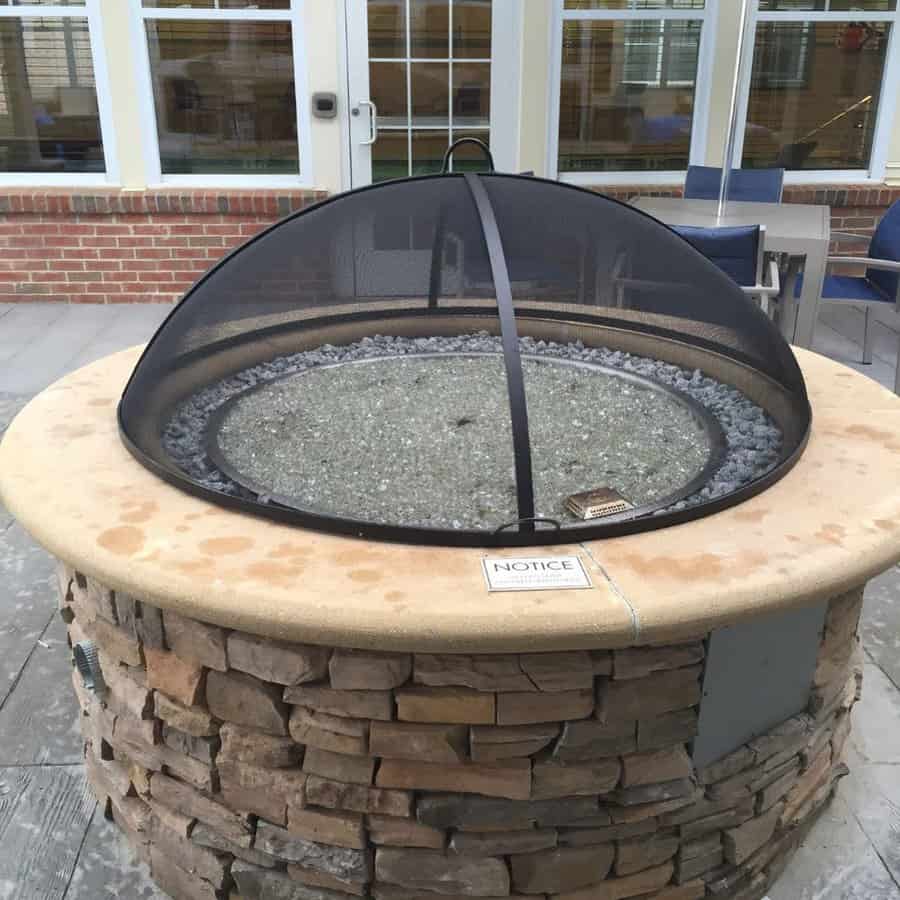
[{"left": 718, "top": 0, "right": 753, "bottom": 222}]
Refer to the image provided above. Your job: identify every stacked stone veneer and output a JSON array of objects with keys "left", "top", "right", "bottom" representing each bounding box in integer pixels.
[{"left": 57, "top": 563, "right": 864, "bottom": 900}]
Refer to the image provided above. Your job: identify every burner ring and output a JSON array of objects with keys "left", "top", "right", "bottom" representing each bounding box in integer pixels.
[{"left": 203, "top": 350, "right": 729, "bottom": 533}]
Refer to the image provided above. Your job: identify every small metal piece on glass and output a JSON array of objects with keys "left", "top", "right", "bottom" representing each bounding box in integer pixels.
[{"left": 566, "top": 487, "right": 634, "bottom": 521}]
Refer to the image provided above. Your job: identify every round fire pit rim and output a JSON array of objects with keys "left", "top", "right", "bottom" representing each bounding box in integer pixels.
[{"left": 1, "top": 344, "right": 899, "bottom": 653}]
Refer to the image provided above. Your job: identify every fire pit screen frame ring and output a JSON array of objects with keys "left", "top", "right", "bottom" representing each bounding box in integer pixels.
[
  {"left": 203, "top": 352, "right": 731, "bottom": 536},
  {"left": 493, "top": 516, "right": 563, "bottom": 536}
]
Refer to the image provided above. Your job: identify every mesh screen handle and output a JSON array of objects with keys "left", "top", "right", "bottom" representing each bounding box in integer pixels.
[
  {"left": 464, "top": 173, "right": 536, "bottom": 533},
  {"left": 441, "top": 138, "right": 495, "bottom": 174}
]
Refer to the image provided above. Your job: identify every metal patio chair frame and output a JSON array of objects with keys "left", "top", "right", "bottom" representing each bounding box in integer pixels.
[{"left": 818, "top": 229, "right": 900, "bottom": 393}]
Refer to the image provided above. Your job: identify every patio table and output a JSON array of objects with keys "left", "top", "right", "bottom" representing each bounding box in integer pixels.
[{"left": 630, "top": 196, "right": 831, "bottom": 349}]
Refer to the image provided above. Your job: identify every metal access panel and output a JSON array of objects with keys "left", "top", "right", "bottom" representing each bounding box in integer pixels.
[{"left": 692, "top": 599, "right": 827, "bottom": 769}]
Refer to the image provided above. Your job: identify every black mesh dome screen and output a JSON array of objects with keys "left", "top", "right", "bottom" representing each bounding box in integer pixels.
[{"left": 119, "top": 172, "right": 811, "bottom": 547}]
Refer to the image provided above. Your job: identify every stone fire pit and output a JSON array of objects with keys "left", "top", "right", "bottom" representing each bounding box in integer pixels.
[{"left": 2, "top": 345, "right": 900, "bottom": 900}]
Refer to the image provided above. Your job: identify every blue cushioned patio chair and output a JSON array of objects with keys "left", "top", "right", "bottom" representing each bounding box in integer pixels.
[
  {"left": 684, "top": 166, "right": 785, "bottom": 203},
  {"left": 673, "top": 224, "right": 781, "bottom": 313},
  {"left": 802, "top": 200, "right": 900, "bottom": 393}
]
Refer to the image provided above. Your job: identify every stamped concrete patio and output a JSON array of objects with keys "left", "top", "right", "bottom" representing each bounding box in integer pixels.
[{"left": 0, "top": 302, "right": 898, "bottom": 900}]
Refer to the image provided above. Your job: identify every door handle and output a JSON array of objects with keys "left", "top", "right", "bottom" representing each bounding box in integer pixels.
[{"left": 359, "top": 99, "right": 378, "bottom": 145}]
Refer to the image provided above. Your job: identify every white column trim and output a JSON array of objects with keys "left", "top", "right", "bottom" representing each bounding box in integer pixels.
[{"left": 490, "top": 0, "right": 523, "bottom": 174}]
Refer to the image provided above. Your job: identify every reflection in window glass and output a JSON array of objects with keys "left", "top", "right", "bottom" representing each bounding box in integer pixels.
[
  {"left": 558, "top": 18, "right": 701, "bottom": 172},
  {"left": 370, "top": 60, "right": 408, "bottom": 125},
  {"left": 410, "top": 0, "right": 448, "bottom": 58},
  {"left": 411, "top": 61, "right": 449, "bottom": 125},
  {"left": 758, "top": 1, "right": 894, "bottom": 10},
  {"left": 372, "top": 128, "right": 409, "bottom": 182},
  {"left": 565, "top": 1, "right": 705, "bottom": 8},
  {"left": 453, "top": 0, "right": 490, "bottom": 59},
  {"left": 452, "top": 61, "right": 489, "bottom": 126},
  {"left": 145, "top": 19, "right": 298, "bottom": 175},
  {"left": 368, "top": 0, "right": 406, "bottom": 58},
  {"left": 0, "top": 16, "right": 104, "bottom": 173},
  {"left": 743, "top": 22, "right": 889, "bottom": 170},
  {"left": 143, "top": 1, "right": 289, "bottom": 8},
  {"left": 411, "top": 128, "right": 449, "bottom": 175}
]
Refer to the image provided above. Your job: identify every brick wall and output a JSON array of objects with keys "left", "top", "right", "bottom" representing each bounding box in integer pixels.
[
  {"left": 0, "top": 190, "right": 325, "bottom": 305},
  {"left": 0, "top": 184, "right": 895, "bottom": 304}
]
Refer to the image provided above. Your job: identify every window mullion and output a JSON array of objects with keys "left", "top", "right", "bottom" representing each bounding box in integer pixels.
[
  {"left": 448, "top": 0, "right": 454, "bottom": 164},
  {"left": 657, "top": 20, "right": 667, "bottom": 88},
  {"left": 757, "top": 10, "right": 893, "bottom": 23},
  {"left": 405, "top": 0, "right": 412, "bottom": 178},
  {"left": 0, "top": 6, "right": 92, "bottom": 17}
]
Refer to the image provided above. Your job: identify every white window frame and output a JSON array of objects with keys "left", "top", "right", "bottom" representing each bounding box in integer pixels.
[
  {"left": 0, "top": 1, "right": 119, "bottom": 187},
  {"left": 547, "top": 0, "right": 717, "bottom": 186},
  {"left": 130, "top": 0, "right": 313, "bottom": 188},
  {"left": 733, "top": 5, "right": 900, "bottom": 184}
]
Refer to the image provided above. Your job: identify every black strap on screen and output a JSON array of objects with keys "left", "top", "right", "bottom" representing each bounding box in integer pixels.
[{"left": 464, "top": 173, "right": 536, "bottom": 533}]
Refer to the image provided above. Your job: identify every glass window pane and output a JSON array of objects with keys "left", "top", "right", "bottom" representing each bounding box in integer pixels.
[
  {"left": 411, "top": 0, "right": 449, "bottom": 58},
  {"left": 452, "top": 60, "right": 489, "bottom": 127},
  {"left": 373, "top": 129, "right": 409, "bottom": 181},
  {"left": 558, "top": 18, "right": 700, "bottom": 173},
  {"left": 145, "top": 19, "right": 298, "bottom": 175},
  {"left": 453, "top": 0, "right": 491, "bottom": 59},
  {"left": 828, "top": 0, "right": 894, "bottom": 8},
  {"left": 0, "top": 17, "right": 104, "bottom": 173},
  {"left": 411, "top": 61, "right": 449, "bottom": 126},
  {"left": 370, "top": 60, "right": 408, "bottom": 126},
  {"left": 143, "top": 1, "right": 289, "bottom": 7},
  {"left": 368, "top": 0, "right": 406, "bottom": 58},
  {"left": 565, "top": 0, "right": 629, "bottom": 7},
  {"left": 742, "top": 22, "right": 889, "bottom": 171},
  {"left": 759, "top": 1, "right": 894, "bottom": 9},
  {"left": 411, "top": 128, "right": 448, "bottom": 175},
  {"left": 757, "top": 0, "right": 821, "bottom": 9},
  {"left": 565, "top": 1, "right": 705, "bottom": 9}
]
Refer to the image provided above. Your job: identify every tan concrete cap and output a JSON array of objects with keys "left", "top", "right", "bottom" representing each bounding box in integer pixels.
[{"left": 1, "top": 346, "right": 899, "bottom": 652}]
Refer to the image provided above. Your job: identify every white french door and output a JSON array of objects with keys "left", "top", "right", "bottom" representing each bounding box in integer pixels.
[{"left": 345, "top": 0, "right": 520, "bottom": 187}]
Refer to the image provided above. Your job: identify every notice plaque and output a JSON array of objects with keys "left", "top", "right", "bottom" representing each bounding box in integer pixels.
[{"left": 482, "top": 556, "right": 593, "bottom": 592}]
